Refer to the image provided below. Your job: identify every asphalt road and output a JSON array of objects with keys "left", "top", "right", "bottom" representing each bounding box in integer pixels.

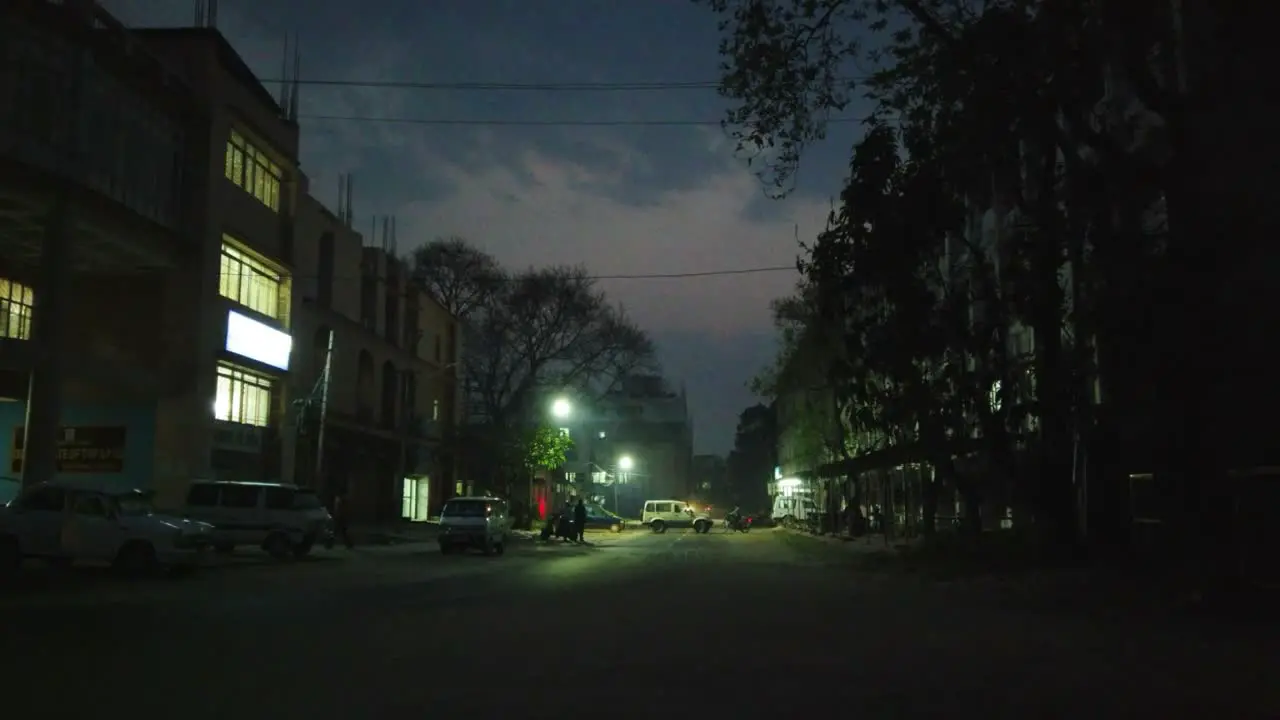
[{"left": 2, "top": 528, "right": 1276, "bottom": 717}]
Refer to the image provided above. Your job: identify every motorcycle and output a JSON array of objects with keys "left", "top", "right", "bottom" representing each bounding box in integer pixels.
[{"left": 725, "top": 514, "right": 752, "bottom": 533}]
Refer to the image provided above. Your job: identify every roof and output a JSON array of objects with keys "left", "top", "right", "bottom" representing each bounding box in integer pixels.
[{"left": 132, "top": 27, "right": 291, "bottom": 125}]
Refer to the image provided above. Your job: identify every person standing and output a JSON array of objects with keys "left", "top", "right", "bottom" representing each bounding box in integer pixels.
[
  {"left": 332, "top": 493, "right": 354, "bottom": 549},
  {"left": 573, "top": 497, "right": 587, "bottom": 543}
]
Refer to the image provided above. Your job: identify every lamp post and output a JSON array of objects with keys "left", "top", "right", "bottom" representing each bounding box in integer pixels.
[{"left": 616, "top": 454, "right": 634, "bottom": 515}]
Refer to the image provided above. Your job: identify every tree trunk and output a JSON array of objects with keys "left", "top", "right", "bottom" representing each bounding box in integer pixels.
[{"left": 921, "top": 465, "right": 938, "bottom": 536}]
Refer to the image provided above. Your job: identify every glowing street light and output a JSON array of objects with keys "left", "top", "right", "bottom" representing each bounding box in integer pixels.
[
  {"left": 617, "top": 455, "right": 634, "bottom": 471},
  {"left": 551, "top": 397, "right": 572, "bottom": 419}
]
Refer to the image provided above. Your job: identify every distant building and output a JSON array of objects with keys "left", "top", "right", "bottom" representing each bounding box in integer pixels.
[{"left": 544, "top": 374, "right": 693, "bottom": 517}]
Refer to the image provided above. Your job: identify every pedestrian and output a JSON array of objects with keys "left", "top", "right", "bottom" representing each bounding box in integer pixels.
[
  {"left": 573, "top": 497, "right": 587, "bottom": 543},
  {"left": 333, "top": 493, "right": 354, "bottom": 549}
]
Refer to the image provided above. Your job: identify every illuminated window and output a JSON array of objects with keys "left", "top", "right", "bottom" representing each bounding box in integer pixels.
[
  {"left": 224, "top": 129, "right": 282, "bottom": 212},
  {"left": 213, "top": 362, "right": 273, "bottom": 427},
  {"left": 0, "top": 278, "right": 34, "bottom": 340},
  {"left": 219, "top": 237, "right": 282, "bottom": 320}
]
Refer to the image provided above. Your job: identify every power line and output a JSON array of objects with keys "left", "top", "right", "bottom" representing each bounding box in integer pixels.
[
  {"left": 265, "top": 79, "right": 724, "bottom": 91},
  {"left": 221, "top": 265, "right": 799, "bottom": 282},
  {"left": 261, "top": 76, "right": 869, "bottom": 91},
  {"left": 299, "top": 113, "right": 869, "bottom": 127}
]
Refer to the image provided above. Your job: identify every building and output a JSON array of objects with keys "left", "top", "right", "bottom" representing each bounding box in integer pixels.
[
  {"left": 690, "top": 453, "right": 728, "bottom": 506},
  {"left": 289, "top": 193, "right": 461, "bottom": 524},
  {"left": 0, "top": 1, "right": 299, "bottom": 506}
]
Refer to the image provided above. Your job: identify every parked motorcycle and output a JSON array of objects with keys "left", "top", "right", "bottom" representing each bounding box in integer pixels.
[{"left": 725, "top": 514, "right": 752, "bottom": 533}]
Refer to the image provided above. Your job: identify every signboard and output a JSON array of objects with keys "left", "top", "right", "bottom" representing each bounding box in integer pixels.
[
  {"left": 11, "top": 426, "right": 127, "bottom": 474},
  {"left": 225, "top": 309, "right": 291, "bottom": 371}
]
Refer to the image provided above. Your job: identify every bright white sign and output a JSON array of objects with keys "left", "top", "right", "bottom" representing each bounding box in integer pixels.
[{"left": 225, "top": 310, "right": 292, "bottom": 371}]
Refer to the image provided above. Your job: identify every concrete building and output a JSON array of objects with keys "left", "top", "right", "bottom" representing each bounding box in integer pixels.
[
  {"left": 0, "top": 1, "right": 296, "bottom": 504},
  {"left": 0, "top": 1, "right": 299, "bottom": 506},
  {"left": 289, "top": 193, "right": 461, "bottom": 524}
]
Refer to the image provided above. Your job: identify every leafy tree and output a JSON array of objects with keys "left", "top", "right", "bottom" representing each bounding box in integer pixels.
[
  {"left": 726, "top": 403, "right": 776, "bottom": 510},
  {"left": 522, "top": 426, "right": 574, "bottom": 473}
]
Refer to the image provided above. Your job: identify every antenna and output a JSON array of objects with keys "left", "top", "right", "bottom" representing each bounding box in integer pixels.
[
  {"left": 369, "top": 216, "right": 376, "bottom": 247},
  {"left": 381, "top": 216, "right": 390, "bottom": 253},
  {"left": 345, "top": 174, "right": 354, "bottom": 228},
  {"left": 208, "top": 0, "right": 219, "bottom": 27},
  {"left": 289, "top": 36, "right": 301, "bottom": 121},
  {"left": 277, "top": 35, "right": 290, "bottom": 111},
  {"left": 338, "top": 174, "right": 346, "bottom": 221},
  {"left": 390, "top": 216, "right": 397, "bottom": 255},
  {"left": 193, "top": 0, "right": 205, "bottom": 26}
]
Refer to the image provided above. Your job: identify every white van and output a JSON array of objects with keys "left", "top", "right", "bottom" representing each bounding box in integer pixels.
[
  {"left": 438, "top": 496, "right": 510, "bottom": 555},
  {"left": 182, "top": 481, "right": 332, "bottom": 559},
  {"left": 642, "top": 499, "right": 713, "bottom": 534}
]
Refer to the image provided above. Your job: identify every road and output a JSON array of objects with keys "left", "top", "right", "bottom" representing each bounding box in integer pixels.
[{"left": 2, "top": 528, "right": 1276, "bottom": 717}]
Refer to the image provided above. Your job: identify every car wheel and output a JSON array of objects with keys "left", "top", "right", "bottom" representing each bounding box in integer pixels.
[
  {"left": 264, "top": 532, "right": 293, "bottom": 560},
  {"left": 651, "top": 520, "right": 666, "bottom": 534},
  {"left": 115, "top": 541, "right": 158, "bottom": 577},
  {"left": 494, "top": 542, "right": 505, "bottom": 556},
  {"left": 438, "top": 543, "right": 452, "bottom": 555},
  {"left": 0, "top": 536, "right": 20, "bottom": 577}
]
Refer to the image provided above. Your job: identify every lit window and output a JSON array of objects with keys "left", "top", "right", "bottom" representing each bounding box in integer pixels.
[
  {"left": 0, "top": 278, "right": 34, "bottom": 340},
  {"left": 224, "top": 129, "right": 282, "bottom": 212},
  {"left": 219, "top": 237, "right": 282, "bottom": 320},
  {"left": 213, "top": 362, "right": 272, "bottom": 427}
]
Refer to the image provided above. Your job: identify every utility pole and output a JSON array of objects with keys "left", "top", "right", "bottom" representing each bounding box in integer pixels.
[{"left": 313, "top": 329, "right": 334, "bottom": 494}]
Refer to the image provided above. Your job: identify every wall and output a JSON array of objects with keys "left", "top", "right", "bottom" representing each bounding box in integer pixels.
[{"left": 0, "top": 401, "right": 155, "bottom": 492}]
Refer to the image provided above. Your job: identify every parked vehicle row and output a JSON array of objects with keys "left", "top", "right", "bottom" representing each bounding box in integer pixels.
[{"left": 0, "top": 478, "right": 333, "bottom": 578}]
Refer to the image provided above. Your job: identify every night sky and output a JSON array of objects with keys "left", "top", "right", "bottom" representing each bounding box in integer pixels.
[{"left": 103, "top": 0, "right": 873, "bottom": 454}]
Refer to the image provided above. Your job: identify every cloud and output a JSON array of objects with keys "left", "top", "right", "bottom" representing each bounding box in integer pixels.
[{"left": 395, "top": 128, "right": 826, "bottom": 336}]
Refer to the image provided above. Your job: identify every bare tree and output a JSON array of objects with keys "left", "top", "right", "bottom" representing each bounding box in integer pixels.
[{"left": 409, "top": 236, "right": 506, "bottom": 319}]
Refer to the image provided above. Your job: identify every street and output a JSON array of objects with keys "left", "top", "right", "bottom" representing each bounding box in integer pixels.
[{"left": 2, "top": 528, "right": 1276, "bottom": 717}]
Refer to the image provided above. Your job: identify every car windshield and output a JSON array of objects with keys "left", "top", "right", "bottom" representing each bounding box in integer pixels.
[
  {"left": 442, "top": 499, "right": 489, "bottom": 517},
  {"left": 114, "top": 492, "right": 155, "bottom": 516},
  {"left": 293, "top": 490, "right": 323, "bottom": 509}
]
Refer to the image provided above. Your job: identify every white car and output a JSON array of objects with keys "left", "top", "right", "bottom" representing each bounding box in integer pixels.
[
  {"left": 641, "top": 500, "right": 714, "bottom": 534},
  {"left": 0, "top": 482, "right": 213, "bottom": 576}
]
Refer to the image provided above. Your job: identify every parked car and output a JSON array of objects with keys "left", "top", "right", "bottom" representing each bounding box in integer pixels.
[
  {"left": 0, "top": 481, "right": 213, "bottom": 576},
  {"left": 581, "top": 503, "right": 626, "bottom": 532}
]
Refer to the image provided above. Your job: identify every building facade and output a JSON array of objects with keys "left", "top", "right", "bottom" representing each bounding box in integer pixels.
[
  {"left": 0, "top": 2, "right": 299, "bottom": 506},
  {"left": 289, "top": 195, "right": 461, "bottom": 524}
]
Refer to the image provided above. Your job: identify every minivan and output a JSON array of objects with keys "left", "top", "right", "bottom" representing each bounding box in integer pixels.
[
  {"left": 438, "top": 496, "right": 510, "bottom": 555},
  {"left": 183, "top": 481, "right": 331, "bottom": 559}
]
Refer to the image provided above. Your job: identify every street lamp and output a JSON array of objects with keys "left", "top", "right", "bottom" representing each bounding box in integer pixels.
[
  {"left": 551, "top": 397, "right": 572, "bottom": 419},
  {"left": 618, "top": 455, "right": 634, "bottom": 471}
]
